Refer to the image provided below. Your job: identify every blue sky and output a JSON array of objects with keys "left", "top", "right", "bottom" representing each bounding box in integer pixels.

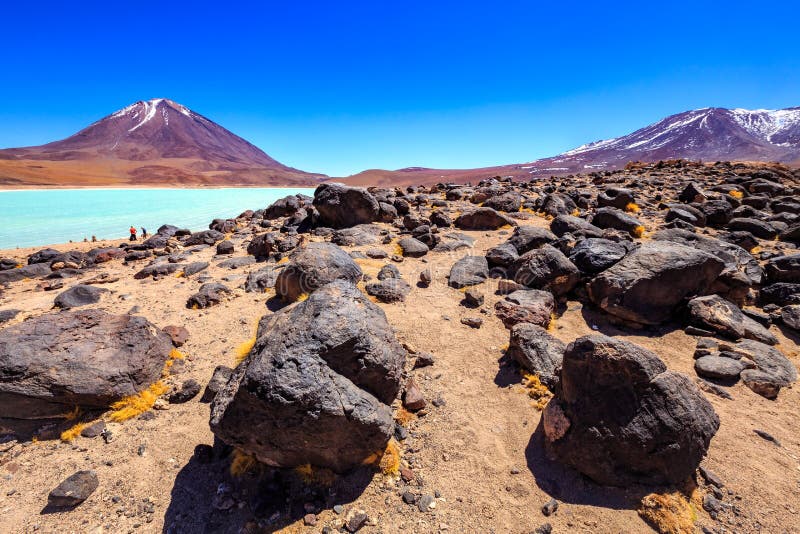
[{"left": 1, "top": 1, "right": 798, "bottom": 176}]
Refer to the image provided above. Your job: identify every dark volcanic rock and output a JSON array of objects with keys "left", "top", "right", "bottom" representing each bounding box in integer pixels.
[
  {"left": 210, "top": 280, "right": 405, "bottom": 472},
  {"left": 734, "top": 339, "right": 797, "bottom": 399},
  {"left": 590, "top": 207, "right": 644, "bottom": 236},
  {"left": 694, "top": 356, "right": 748, "bottom": 381},
  {"left": 727, "top": 218, "right": 777, "bottom": 240},
  {"left": 244, "top": 266, "right": 278, "bottom": 293},
  {"left": 332, "top": 225, "right": 382, "bottom": 247},
  {"left": 494, "top": 289, "right": 555, "bottom": 329},
  {"left": 313, "top": 183, "right": 380, "bottom": 228},
  {"left": 133, "top": 262, "right": 181, "bottom": 279},
  {"left": 275, "top": 242, "right": 363, "bottom": 302},
  {"left": 486, "top": 242, "right": 519, "bottom": 268},
  {"left": 597, "top": 187, "right": 634, "bottom": 210},
  {"left": 184, "top": 230, "right": 225, "bottom": 246},
  {"left": 506, "top": 323, "right": 565, "bottom": 388},
  {"left": 186, "top": 283, "right": 232, "bottom": 309},
  {"left": 48, "top": 470, "right": 99, "bottom": 508},
  {"left": 246, "top": 233, "right": 276, "bottom": 260},
  {"left": 512, "top": 245, "right": 580, "bottom": 298},
  {"left": 687, "top": 295, "right": 777, "bottom": 345},
  {"left": 0, "top": 309, "right": 20, "bottom": 324},
  {"left": 455, "top": 208, "right": 517, "bottom": 230},
  {"left": 365, "top": 278, "right": 411, "bottom": 303},
  {"left": 397, "top": 237, "right": 429, "bottom": 258},
  {"left": 28, "top": 248, "right": 61, "bottom": 265},
  {"left": 0, "top": 309, "right": 171, "bottom": 418},
  {"left": 53, "top": 284, "right": 107, "bottom": 309},
  {"left": 202, "top": 365, "right": 233, "bottom": 403},
  {"left": 483, "top": 192, "right": 522, "bottom": 212},
  {"left": 568, "top": 238, "right": 630, "bottom": 275},
  {"left": 550, "top": 215, "right": 603, "bottom": 238},
  {"left": 764, "top": 253, "right": 800, "bottom": 284},
  {"left": 543, "top": 335, "right": 719, "bottom": 486},
  {"left": 0, "top": 262, "right": 52, "bottom": 284},
  {"left": 507, "top": 226, "right": 558, "bottom": 254},
  {"left": 782, "top": 304, "right": 800, "bottom": 331},
  {"left": 588, "top": 242, "right": 725, "bottom": 325},
  {"left": 448, "top": 256, "right": 489, "bottom": 288}
]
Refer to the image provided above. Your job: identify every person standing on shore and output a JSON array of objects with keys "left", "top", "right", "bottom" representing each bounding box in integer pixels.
[
  {"left": 141, "top": 227, "right": 148, "bottom": 239},
  {"left": 129, "top": 226, "right": 137, "bottom": 241}
]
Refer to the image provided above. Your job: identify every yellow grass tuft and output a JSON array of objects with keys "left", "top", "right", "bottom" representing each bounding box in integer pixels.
[
  {"left": 108, "top": 381, "right": 168, "bottom": 422},
  {"left": 175, "top": 271, "right": 185, "bottom": 278},
  {"left": 295, "top": 292, "right": 309, "bottom": 302},
  {"left": 191, "top": 303, "right": 199, "bottom": 310},
  {"left": 521, "top": 372, "right": 553, "bottom": 411},
  {"left": 394, "top": 406, "right": 416, "bottom": 427},
  {"left": 294, "top": 463, "right": 336, "bottom": 486},
  {"left": 570, "top": 208, "right": 581, "bottom": 217},
  {"left": 638, "top": 492, "right": 697, "bottom": 534},
  {"left": 230, "top": 449, "right": 262, "bottom": 477},
  {"left": 233, "top": 335, "right": 257, "bottom": 365},
  {"left": 632, "top": 225, "right": 646, "bottom": 238},
  {"left": 60, "top": 423, "right": 87, "bottom": 443},
  {"left": 277, "top": 256, "right": 289, "bottom": 264},
  {"left": 728, "top": 190, "right": 744, "bottom": 199},
  {"left": 546, "top": 312, "right": 558, "bottom": 332},
  {"left": 61, "top": 405, "right": 81, "bottom": 421},
  {"left": 169, "top": 348, "right": 185, "bottom": 360},
  {"left": 625, "top": 202, "right": 641, "bottom": 213},
  {"left": 378, "top": 439, "right": 401, "bottom": 476}
]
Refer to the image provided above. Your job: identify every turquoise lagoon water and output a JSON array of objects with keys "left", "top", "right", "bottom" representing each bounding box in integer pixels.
[{"left": 0, "top": 188, "right": 315, "bottom": 250}]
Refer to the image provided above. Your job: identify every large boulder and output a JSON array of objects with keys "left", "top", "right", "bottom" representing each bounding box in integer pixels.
[
  {"left": 507, "top": 226, "right": 558, "bottom": 254},
  {"left": 550, "top": 215, "right": 603, "bottom": 238},
  {"left": 0, "top": 310, "right": 171, "bottom": 419},
  {"left": 764, "top": 253, "right": 800, "bottom": 284},
  {"left": 448, "top": 256, "right": 489, "bottom": 289},
  {"left": 734, "top": 339, "right": 797, "bottom": 399},
  {"left": 543, "top": 335, "right": 719, "bottom": 486},
  {"left": 590, "top": 207, "right": 643, "bottom": 236},
  {"left": 568, "top": 238, "right": 630, "bottom": 275},
  {"left": 687, "top": 295, "right": 777, "bottom": 345},
  {"left": 511, "top": 245, "right": 580, "bottom": 298},
  {"left": 313, "top": 183, "right": 380, "bottom": 229},
  {"left": 483, "top": 192, "right": 522, "bottom": 212},
  {"left": 455, "top": 208, "right": 517, "bottom": 230},
  {"left": 264, "top": 194, "right": 306, "bottom": 219},
  {"left": 210, "top": 281, "right": 405, "bottom": 472},
  {"left": 494, "top": 289, "right": 555, "bottom": 329},
  {"left": 183, "top": 230, "right": 225, "bottom": 246},
  {"left": 587, "top": 242, "right": 725, "bottom": 325},
  {"left": 54, "top": 285, "right": 107, "bottom": 310},
  {"left": 505, "top": 324, "right": 565, "bottom": 387},
  {"left": 275, "top": 242, "right": 363, "bottom": 302}
]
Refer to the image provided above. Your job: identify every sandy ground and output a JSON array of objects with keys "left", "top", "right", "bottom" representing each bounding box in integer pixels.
[{"left": 0, "top": 212, "right": 798, "bottom": 534}]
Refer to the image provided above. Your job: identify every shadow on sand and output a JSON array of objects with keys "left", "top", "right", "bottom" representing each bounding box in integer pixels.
[
  {"left": 524, "top": 419, "right": 667, "bottom": 511},
  {"left": 162, "top": 441, "right": 373, "bottom": 534}
]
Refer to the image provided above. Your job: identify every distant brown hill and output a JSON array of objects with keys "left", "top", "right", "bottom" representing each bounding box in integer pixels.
[
  {"left": 0, "top": 99, "right": 326, "bottom": 187},
  {"left": 340, "top": 107, "right": 800, "bottom": 186}
]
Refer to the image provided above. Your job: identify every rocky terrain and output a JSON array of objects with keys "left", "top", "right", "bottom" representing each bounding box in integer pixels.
[
  {"left": 0, "top": 159, "right": 799, "bottom": 534},
  {"left": 0, "top": 99, "right": 325, "bottom": 187}
]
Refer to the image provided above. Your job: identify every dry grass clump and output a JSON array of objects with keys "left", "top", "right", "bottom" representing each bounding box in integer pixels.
[
  {"left": 379, "top": 439, "right": 401, "bottom": 476},
  {"left": 632, "top": 225, "right": 646, "bottom": 238},
  {"left": 294, "top": 463, "right": 337, "bottom": 486},
  {"left": 570, "top": 208, "right": 581, "bottom": 217},
  {"left": 60, "top": 423, "right": 88, "bottom": 442},
  {"left": 638, "top": 491, "right": 698, "bottom": 534},
  {"left": 162, "top": 348, "right": 186, "bottom": 377},
  {"left": 546, "top": 312, "right": 558, "bottom": 332},
  {"left": 521, "top": 372, "right": 553, "bottom": 410},
  {"left": 230, "top": 449, "right": 262, "bottom": 477},
  {"left": 108, "top": 381, "right": 168, "bottom": 422},
  {"left": 276, "top": 256, "right": 289, "bottom": 264},
  {"left": 394, "top": 406, "right": 416, "bottom": 427},
  {"left": 625, "top": 202, "right": 641, "bottom": 213},
  {"left": 728, "top": 190, "right": 744, "bottom": 199},
  {"left": 233, "top": 335, "right": 257, "bottom": 365},
  {"left": 61, "top": 405, "right": 81, "bottom": 421}
]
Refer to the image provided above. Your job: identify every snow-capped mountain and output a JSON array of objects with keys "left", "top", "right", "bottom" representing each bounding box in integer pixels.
[
  {"left": 343, "top": 107, "right": 800, "bottom": 186},
  {"left": 557, "top": 107, "right": 800, "bottom": 166},
  {"left": 0, "top": 99, "right": 325, "bottom": 186}
]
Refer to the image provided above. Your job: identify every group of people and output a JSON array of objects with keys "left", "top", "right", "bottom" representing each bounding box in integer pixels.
[{"left": 129, "top": 226, "right": 148, "bottom": 241}]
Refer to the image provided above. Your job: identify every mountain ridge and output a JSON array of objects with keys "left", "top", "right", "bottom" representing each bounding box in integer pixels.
[
  {"left": 0, "top": 99, "right": 326, "bottom": 187},
  {"left": 1, "top": 102, "right": 798, "bottom": 188}
]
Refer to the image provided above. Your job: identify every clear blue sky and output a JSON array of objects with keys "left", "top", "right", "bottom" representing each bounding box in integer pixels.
[{"left": 1, "top": 1, "right": 798, "bottom": 177}]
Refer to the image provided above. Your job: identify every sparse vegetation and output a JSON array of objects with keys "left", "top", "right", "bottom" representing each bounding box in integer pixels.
[
  {"left": 60, "top": 422, "right": 88, "bottom": 443},
  {"left": 521, "top": 372, "right": 553, "bottom": 410},
  {"left": 108, "top": 381, "right": 168, "bottom": 422},
  {"left": 638, "top": 491, "right": 698, "bottom": 534},
  {"left": 233, "top": 335, "right": 257, "bottom": 365},
  {"left": 625, "top": 202, "right": 641, "bottom": 213},
  {"left": 728, "top": 190, "right": 744, "bottom": 199},
  {"left": 394, "top": 406, "right": 416, "bottom": 427},
  {"left": 632, "top": 225, "right": 646, "bottom": 238},
  {"left": 230, "top": 449, "right": 262, "bottom": 477}
]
